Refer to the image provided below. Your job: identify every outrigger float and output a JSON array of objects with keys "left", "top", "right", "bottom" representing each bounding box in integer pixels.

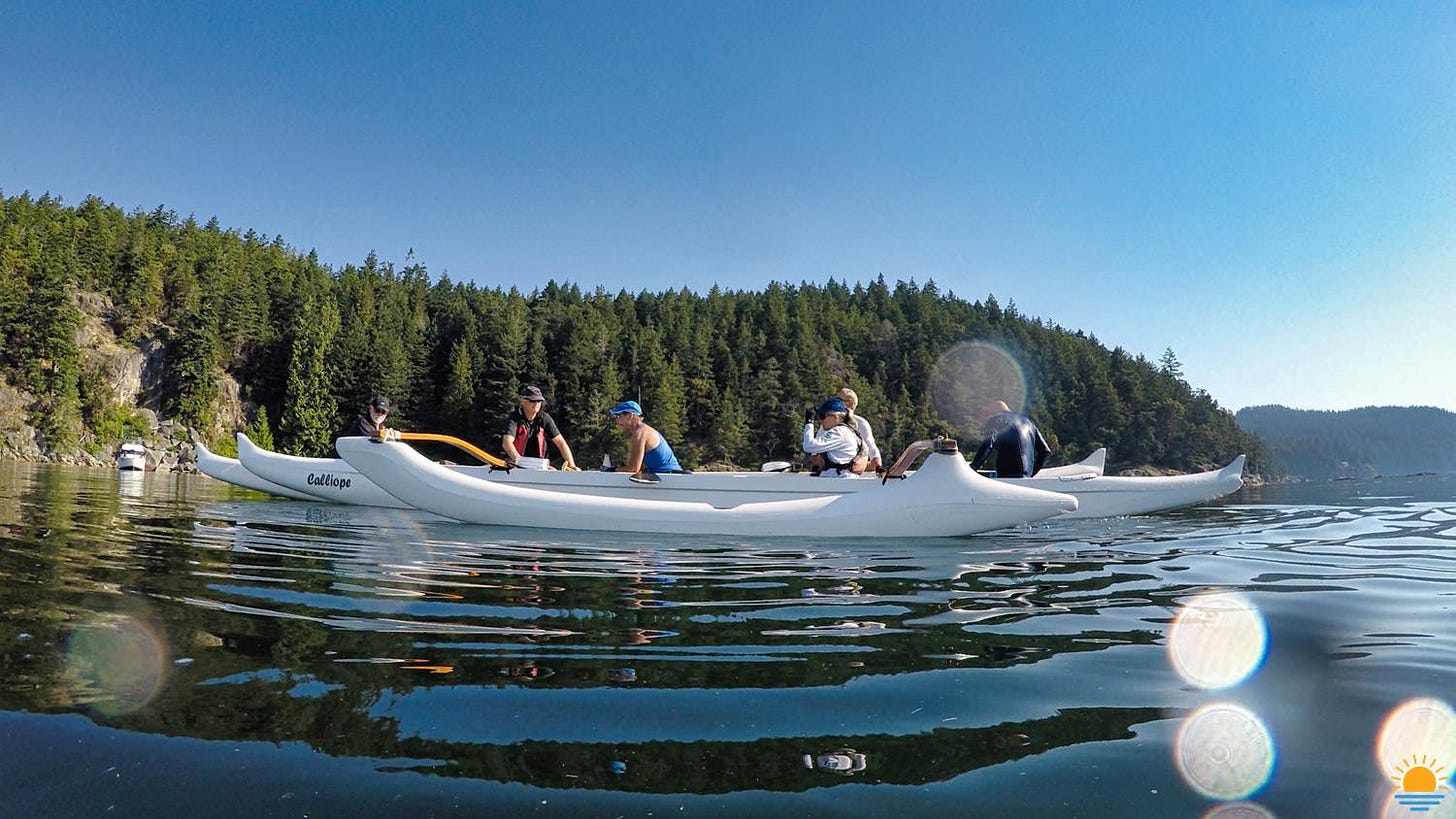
[
  {"left": 1002, "top": 454, "right": 1245, "bottom": 519},
  {"left": 194, "top": 438, "right": 329, "bottom": 502},
  {"left": 236, "top": 433, "right": 415, "bottom": 507}
]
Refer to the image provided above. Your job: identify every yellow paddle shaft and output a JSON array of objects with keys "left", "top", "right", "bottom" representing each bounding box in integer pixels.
[{"left": 378, "top": 430, "right": 511, "bottom": 469}]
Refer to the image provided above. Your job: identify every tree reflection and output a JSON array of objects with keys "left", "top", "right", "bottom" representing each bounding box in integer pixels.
[{"left": 1, "top": 466, "right": 1189, "bottom": 797}]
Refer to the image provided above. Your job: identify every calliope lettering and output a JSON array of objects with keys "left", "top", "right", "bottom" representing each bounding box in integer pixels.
[{"left": 306, "top": 472, "right": 352, "bottom": 490}]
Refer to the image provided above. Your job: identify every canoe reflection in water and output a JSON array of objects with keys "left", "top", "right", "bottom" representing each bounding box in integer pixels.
[{"left": 6, "top": 462, "right": 1449, "bottom": 816}]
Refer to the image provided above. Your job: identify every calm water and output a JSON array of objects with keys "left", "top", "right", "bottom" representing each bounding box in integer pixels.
[{"left": 1, "top": 463, "right": 1454, "bottom": 818}]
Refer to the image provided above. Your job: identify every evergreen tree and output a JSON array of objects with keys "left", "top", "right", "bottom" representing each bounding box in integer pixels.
[
  {"left": 441, "top": 338, "right": 477, "bottom": 434},
  {"left": 0, "top": 234, "right": 32, "bottom": 375},
  {"left": 635, "top": 327, "right": 686, "bottom": 447},
  {"left": 247, "top": 405, "right": 276, "bottom": 450},
  {"left": 706, "top": 386, "right": 751, "bottom": 465},
  {"left": 1159, "top": 347, "right": 1184, "bottom": 381},
  {"left": 279, "top": 292, "right": 341, "bottom": 456},
  {"left": 23, "top": 253, "right": 83, "bottom": 449},
  {"left": 169, "top": 311, "right": 221, "bottom": 434}
]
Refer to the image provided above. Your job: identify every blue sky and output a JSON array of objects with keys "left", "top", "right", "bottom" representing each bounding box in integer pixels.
[{"left": 4, "top": 2, "right": 1453, "bottom": 413}]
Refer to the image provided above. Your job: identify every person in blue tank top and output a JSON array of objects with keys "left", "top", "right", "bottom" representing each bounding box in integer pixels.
[{"left": 609, "top": 400, "right": 684, "bottom": 476}]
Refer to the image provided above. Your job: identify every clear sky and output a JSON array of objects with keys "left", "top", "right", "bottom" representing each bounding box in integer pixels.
[{"left": 4, "top": 2, "right": 1453, "bottom": 413}]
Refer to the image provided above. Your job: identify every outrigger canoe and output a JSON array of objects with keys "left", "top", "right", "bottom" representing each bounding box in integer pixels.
[
  {"left": 221, "top": 427, "right": 1238, "bottom": 522},
  {"left": 194, "top": 438, "right": 324, "bottom": 501},
  {"left": 335, "top": 435, "right": 1079, "bottom": 538},
  {"left": 235, "top": 431, "right": 989, "bottom": 508}
]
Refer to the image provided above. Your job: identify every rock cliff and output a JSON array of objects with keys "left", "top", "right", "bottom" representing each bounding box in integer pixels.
[{"left": 0, "top": 291, "right": 244, "bottom": 471}]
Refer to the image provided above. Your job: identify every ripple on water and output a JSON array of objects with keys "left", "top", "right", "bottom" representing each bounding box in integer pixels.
[{"left": 2, "top": 467, "right": 1455, "bottom": 815}]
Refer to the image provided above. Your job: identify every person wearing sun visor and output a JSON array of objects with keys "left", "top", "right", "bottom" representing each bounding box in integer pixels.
[
  {"left": 802, "top": 397, "right": 867, "bottom": 477},
  {"left": 609, "top": 400, "right": 683, "bottom": 478}
]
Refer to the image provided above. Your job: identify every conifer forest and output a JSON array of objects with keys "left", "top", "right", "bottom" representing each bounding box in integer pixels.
[{"left": 0, "top": 191, "right": 1259, "bottom": 473}]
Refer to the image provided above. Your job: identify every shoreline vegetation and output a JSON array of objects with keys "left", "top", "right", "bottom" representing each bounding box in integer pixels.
[{"left": 0, "top": 190, "right": 1258, "bottom": 477}]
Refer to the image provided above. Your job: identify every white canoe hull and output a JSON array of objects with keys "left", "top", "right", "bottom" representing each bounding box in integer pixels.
[
  {"left": 244, "top": 435, "right": 888, "bottom": 507},
  {"left": 236, "top": 433, "right": 414, "bottom": 508},
  {"left": 194, "top": 439, "right": 324, "bottom": 501},
  {"left": 335, "top": 436, "right": 1078, "bottom": 538},
  {"left": 229, "top": 427, "right": 1237, "bottom": 521},
  {"left": 1011, "top": 455, "right": 1245, "bottom": 518}
]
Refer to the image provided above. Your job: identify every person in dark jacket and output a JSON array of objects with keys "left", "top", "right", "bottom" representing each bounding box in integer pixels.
[
  {"left": 342, "top": 395, "right": 390, "bottom": 438},
  {"left": 970, "top": 400, "right": 1051, "bottom": 478},
  {"left": 501, "top": 385, "right": 579, "bottom": 470}
]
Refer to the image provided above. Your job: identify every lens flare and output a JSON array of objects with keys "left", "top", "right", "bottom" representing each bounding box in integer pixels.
[
  {"left": 64, "top": 616, "right": 169, "bottom": 716},
  {"left": 1201, "top": 803, "right": 1275, "bottom": 819},
  {"left": 1176, "top": 703, "right": 1277, "bottom": 801},
  {"left": 1169, "top": 592, "right": 1268, "bottom": 689},
  {"left": 1377, "top": 698, "right": 1456, "bottom": 783},
  {"left": 927, "top": 341, "right": 1028, "bottom": 437}
]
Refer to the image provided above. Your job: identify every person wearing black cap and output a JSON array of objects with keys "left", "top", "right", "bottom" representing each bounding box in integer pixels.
[
  {"left": 341, "top": 395, "right": 391, "bottom": 438},
  {"left": 802, "top": 397, "right": 867, "bottom": 477},
  {"left": 501, "top": 385, "right": 579, "bottom": 470}
]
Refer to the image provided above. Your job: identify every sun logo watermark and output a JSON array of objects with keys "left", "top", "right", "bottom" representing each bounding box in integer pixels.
[
  {"left": 1392, "top": 755, "right": 1450, "bottom": 813},
  {"left": 1378, "top": 698, "right": 1456, "bottom": 816}
]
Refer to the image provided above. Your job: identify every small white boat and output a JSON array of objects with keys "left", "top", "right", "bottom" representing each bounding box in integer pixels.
[
  {"left": 117, "top": 442, "right": 147, "bottom": 471},
  {"left": 335, "top": 435, "right": 1079, "bottom": 538},
  {"left": 1010, "top": 455, "right": 1246, "bottom": 519},
  {"left": 194, "top": 438, "right": 326, "bottom": 501}
]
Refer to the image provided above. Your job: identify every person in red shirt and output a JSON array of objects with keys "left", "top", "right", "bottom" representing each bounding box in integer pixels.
[{"left": 500, "top": 385, "right": 579, "bottom": 470}]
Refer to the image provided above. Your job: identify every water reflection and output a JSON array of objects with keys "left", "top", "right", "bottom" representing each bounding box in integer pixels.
[{"left": 1, "top": 466, "right": 1455, "bottom": 815}]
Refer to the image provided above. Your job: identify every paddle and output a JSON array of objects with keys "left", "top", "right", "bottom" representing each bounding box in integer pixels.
[{"left": 375, "top": 430, "right": 513, "bottom": 469}]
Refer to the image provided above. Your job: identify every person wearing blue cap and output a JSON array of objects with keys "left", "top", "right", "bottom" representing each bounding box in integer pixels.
[
  {"left": 609, "top": 400, "right": 683, "bottom": 477},
  {"left": 802, "top": 397, "right": 868, "bottom": 476}
]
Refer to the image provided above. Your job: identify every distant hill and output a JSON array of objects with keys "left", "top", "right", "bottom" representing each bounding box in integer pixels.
[{"left": 1236, "top": 405, "right": 1456, "bottom": 480}]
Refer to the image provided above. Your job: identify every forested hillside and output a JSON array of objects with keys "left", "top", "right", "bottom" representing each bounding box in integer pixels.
[
  {"left": 1237, "top": 405, "right": 1456, "bottom": 479},
  {"left": 0, "top": 190, "right": 1258, "bottom": 473}
]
